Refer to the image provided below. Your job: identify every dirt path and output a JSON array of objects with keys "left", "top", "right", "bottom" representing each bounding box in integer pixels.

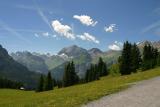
[{"left": 82, "top": 77, "right": 160, "bottom": 107}]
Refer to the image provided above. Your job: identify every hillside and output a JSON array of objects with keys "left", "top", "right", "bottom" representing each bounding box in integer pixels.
[
  {"left": 0, "top": 67, "right": 160, "bottom": 107},
  {"left": 11, "top": 45, "right": 120, "bottom": 79},
  {"left": 0, "top": 45, "right": 40, "bottom": 89},
  {"left": 9, "top": 40, "right": 160, "bottom": 80},
  {"left": 11, "top": 51, "right": 48, "bottom": 74}
]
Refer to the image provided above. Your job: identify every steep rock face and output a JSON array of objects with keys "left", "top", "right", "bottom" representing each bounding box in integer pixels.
[
  {"left": 58, "top": 45, "right": 90, "bottom": 57},
  {"left": 88, "top": 48, "right": 103, "bottom": 57},
  {"left": 11, "top": 51, "right": 48, "bottom": 74},
  {"left": 51, "top": 45, "right": 92, "bottom": 79},
  {"left": 0, "top": 45, "right": 39, "bottom": 89}
]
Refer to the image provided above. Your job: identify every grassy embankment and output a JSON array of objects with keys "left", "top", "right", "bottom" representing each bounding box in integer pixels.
[{"left": 0, "top": 67, "right": 160, "bottom": 107}]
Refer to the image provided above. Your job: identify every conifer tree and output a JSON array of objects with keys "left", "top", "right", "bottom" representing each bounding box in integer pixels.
[
  {"left": 44, "top": 72, "right": 53, "bottom": 91},
  {"left": 85, "top": 69, "right": 90, "bottom": 82},
  {"left": 36, "top": 74, "right": 44, "bottom": 92},
  {"left": 119, "top": 41, "right": 132, "bottom": 75},
  {"left": 98, "top": 57, "right": 103, "bottom": 76},
  {"left": 131, "top": 43, "right": 141, "bottom": 72},
  {"left": 85, "top": 64, "right": 100, "bottom": 82},
  {"left": 152, "top": 48, "right": 158, "bottom": 67},
  {"left": 142, "top": 44, "right": 158, "bottom": 70},
  {"left": 70, "top": 61, "right": 79, "bottom": 85},
  {"left": 157, "top": 52, "right": 160, "bottom": 66},
  {"left": 97, "top": 57, "right": 108, "bottom": 76},
  {"left": 62, "top": 61, "right": 79, "bottom": 87}
]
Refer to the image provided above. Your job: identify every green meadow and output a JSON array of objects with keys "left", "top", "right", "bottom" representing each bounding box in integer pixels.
[{"left": 0, "top": 67, "right": 160, "bottom": 107}]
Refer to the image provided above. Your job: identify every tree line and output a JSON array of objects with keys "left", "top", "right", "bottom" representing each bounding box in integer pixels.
[
  {"left": 118, "top": 41, "right": 160, "bottom": 75},
  {"left": 85, "top": 57, "right": 108, "bottom": 82},
  {"left": 36, "top": 72, "right": 54, "bottom": 92},
  {"left": 0, "top": 77, "right": 23, "bottom": 89},
  {"left": 36, "top": 58, "right": 108, "bottom": 91},
  {"left": 36, "top": 41, "right": 160, "bottom": 92}
]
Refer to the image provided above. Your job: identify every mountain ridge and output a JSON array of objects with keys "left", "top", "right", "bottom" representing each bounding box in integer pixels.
[
  {"left": 0, "top": 45, "right": 40, "bottom": 89},
  {"left": 9, "top": 40, "right": 160, "bottom": 80}
]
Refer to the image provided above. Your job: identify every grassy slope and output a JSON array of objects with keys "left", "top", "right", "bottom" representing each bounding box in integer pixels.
[{"left": 0, "top": 67, "right": 160, "bottom": 107}]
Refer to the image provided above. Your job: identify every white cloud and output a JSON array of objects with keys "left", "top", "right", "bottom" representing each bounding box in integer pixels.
[
  {"left": 52, "top": 35, "right": 57, "bottom": 38},
  {"left": 136, "top": 42, "right": 140, "bottom": 45},
  {"left": 51, "top": 20, "right": 75, "bottom": 40},
  {"left": 77, "top": 33, "right": 99, "bottom": 44},
  {"left": 114, "top": 41, "right": 123, "bottom": 46},
  {"left": 108, "top": 41, "right": 123, "bottom": 51},
  {"left": 42, "top": 32, "right": 49, "bottom": 37},
  {"left": 108, "top": 44, "right": 121, "bottom": 51},
  {"left": 104, "top": 24, "right": 117, "bottom": 32},
  {"left": 34, "top": 33, "right": 39, "bottom": 37},
  {"left": 73, "top": 15, "right": 98, "bottom": 27},
  {"left": 34, "top": 32, "right": 58, "bottom": 39}
]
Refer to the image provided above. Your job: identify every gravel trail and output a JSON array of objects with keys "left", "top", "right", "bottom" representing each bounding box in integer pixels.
[{"left": 82, "top": 77, "right": 160, "bottom": 107}]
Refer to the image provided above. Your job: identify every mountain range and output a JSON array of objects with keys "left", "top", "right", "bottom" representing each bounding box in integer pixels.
[
  {"left": 10, "top": 45, "right": 121, "bottom": 80},
  {"left": 0, "top": 40, "right": 159, "bottom": 87},
  {"left": 0, "top": 45, "right": 40, "bottom": 89}
]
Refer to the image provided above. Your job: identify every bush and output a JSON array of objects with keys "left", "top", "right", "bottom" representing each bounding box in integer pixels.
[{"left": 109, "top": 64, "right": 120, "bottom": 76}]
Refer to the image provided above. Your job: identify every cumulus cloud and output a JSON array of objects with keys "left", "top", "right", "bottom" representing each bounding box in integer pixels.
[
  {"left": 104, "top": 24, "right": 117, "bottom": 32},
  {"left": 108, "top": 41, "right": 123, "bottom": 51},
  {"left": 73, "top": 15, "right": 98, "bottom": 26},
  {"left": 51, "top": 20, "right": 75, "bottom": 40},
  {"left": 77, "top": 33, "right": 99, "bottom": 44}
]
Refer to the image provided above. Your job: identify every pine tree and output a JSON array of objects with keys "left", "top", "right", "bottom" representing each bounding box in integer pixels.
[
  {"left": 36, "top": 74, "right": 44, "bottom": 92},
  {"left": 142, "top": 44, "right": 158, "bottom": 70},
  {"left": 131, "top": 43, "right": 141, "bottom": 72},
  {"left": 119, "top": 41, "right": 132, "bottom": 75},
  {"left": 152, "top": 48, "right": 158, "bottom": 67},
  {"left": 97, "top": 57, "right": 108, "bottom": 76},
  {"left": 102, "top": 63, "right": 108, "bottom": 76},
  {"left": 63, "top": 64, "right": 69, "bottom": 87},
  {"left": 85, "top": 69, "right": 90, "bottom": 82},
  {"left": 98, "top": 57, "right": 103, "bottom": 76},
  {"left": 94, "top": 64, "right": 100, "bottom": 80},
  {"left": 62, "top": 61, "right": 79, "bottom": 87},
  {"left": 157, "top": 52, "right": 160, "bottom": 66},
  {"left": 70, "top": 61, "right": 79, "bottom": 85},
  {"left": 44, "top": 72, "right": 53, "bottom": 91},
  {"left": 85, "top": 64, "right": 100, "bottom": 82}
]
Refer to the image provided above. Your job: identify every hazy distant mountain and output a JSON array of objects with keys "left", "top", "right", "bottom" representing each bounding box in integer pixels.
[
  {"left": 10, "top": 45, "right": 121, "bottom": 80},
  {"left": 0, "top": 45, "right": 39, "bottom": 89},
  {"left": 88, "top": 48, "right": 103, "bottom": 57},
  {"left": 91, "top": 50, "right": 121, "bottom": 65},
  {"left": 44, "top": 55, "right": 67, "bottom": 70},
  {"left": 11, "top": 51, "right": 48, "bottom": 74},
  {"left": 9, "top": 40, "right": 160, "bottom": 80},
  {"left": 138, "top": 40, "right": 160, "bottom": 51}
]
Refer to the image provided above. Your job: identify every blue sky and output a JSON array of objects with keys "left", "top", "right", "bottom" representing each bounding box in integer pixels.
[{"left": 0, "top": 0, "right": 159, "bottom": 54}]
